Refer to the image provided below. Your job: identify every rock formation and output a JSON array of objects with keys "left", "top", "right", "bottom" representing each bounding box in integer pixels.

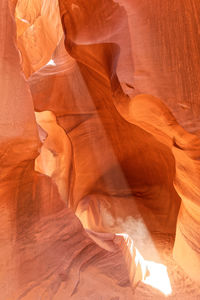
[
  {"left": 15, "top": 0, "right": 63, "bottom": 77},
  {"left": 0, "top": 1, "right": 146, "bottom": 299},
  {"left": 1, "top": 0, "right": 200, "bottom": 298}
]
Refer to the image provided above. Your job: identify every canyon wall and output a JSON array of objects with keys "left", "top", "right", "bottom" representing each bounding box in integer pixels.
[{"left": 0, "top": 0, "right": 200, "bottom": 298}]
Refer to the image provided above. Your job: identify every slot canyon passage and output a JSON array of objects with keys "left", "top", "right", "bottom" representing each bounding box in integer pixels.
[{"left": 1, "top": 0, "right": 200, "bottom": 299}]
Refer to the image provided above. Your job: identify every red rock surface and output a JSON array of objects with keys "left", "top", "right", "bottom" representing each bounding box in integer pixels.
[
  {"left": 1, "top": 0, "right": 200, "bottom": 298},
  {"left": 0, "top": 1, "right": 146, "bottom": 299},
  {"left": 15, "top": 0, "right": 63, "bottom": 77}
]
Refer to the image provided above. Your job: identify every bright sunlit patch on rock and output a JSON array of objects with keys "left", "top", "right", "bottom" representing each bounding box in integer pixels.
[
  {"left": 46, "top": 59, "right": 56, "bottom": 66},
  {"left": 72, "top": 3, "right": 79, "bottom": 10},
  {"left": 19, "top": 18, "right": 29, "bottom": 24},
  {"left": 143, "top": 261, "right": 172, "bottom": 296}
]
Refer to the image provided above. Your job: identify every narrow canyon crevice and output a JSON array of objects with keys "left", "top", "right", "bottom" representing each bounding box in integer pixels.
[{"left": 0, "top": 0, "right": 200, "bottom": 299}]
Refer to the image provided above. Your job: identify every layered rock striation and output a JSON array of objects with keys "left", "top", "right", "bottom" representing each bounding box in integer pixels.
[{"left": 1, "top": 0, "right": 200, "bottom": 298}]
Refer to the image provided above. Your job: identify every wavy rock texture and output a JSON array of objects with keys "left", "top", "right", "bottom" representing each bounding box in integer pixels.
[
  {"left": 0, "top": 1, "right": 148, "bottom": 299},
  {"left": 35, "top": 111, "right": 73, "bottom": 203},
  {"left": 30, "top": 38, "right": 181, "bottom": 237},
  {"left": 117, "top": 0, "right": 200, "bottom": 129},
  {"left": 31, "top": 0, "right": 181, "bottom": 237},
  {"left": 116, "top": 0, "right": 200, "bottom": 286},
  {"left": 15, "top": 0, "right": 63, "bottom": 77},
  {"left": 1, "top": 0, "right": 200, "bottom": 298},
  {"left": 29, "top": 0, "right": 200, "bottom": 293},
  {"left": 129, "top": 94, "right": 200, "bottom": 285}
]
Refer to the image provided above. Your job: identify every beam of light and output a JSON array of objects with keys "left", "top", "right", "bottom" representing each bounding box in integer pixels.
[
  {"left": 143, "top": 260, "right": 172, "bottom": 296},
  {"left": 67, "top": 66, "right": 173, "bottom": 294},
  {"left": 115, "top": 233, "right": 172, "bottom": 296},
  {"left": 33, "top": 43, "right": 173, "bottom": 297}
]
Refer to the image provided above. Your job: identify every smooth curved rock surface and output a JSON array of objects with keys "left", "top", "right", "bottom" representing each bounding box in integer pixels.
[
  {"left": 33, "top": 0, "right": 199, "bottom": 291},
  {"left": 128, "top": 93, "right": 200, "bottom": 285},
  {"left": 15, "top": 0, "right": 63, "bottom": 77},
  {"left": 115, "top": 0, "right": 200, "bottom": 130},
  {"left": 0, "top": 1, "right": 147, "bottom": 299},
  {"left": 2, "top": 0, "right": 200, "bottom": 298},
  {"left": 30, "top": 1, "right": 180, "bottom": 239},
  {"left": 35, "top": 110, "right": 73, "bottom": 203}
]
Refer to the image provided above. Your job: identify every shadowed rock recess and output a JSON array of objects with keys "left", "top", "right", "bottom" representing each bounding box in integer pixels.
[{"left": 1, "top": 0, "right": 200, "bottom": 298}]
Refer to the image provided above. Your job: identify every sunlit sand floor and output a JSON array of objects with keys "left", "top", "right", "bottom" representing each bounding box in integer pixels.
[{"left": 133, "top": 233, "right": 200, "bottom": 299}]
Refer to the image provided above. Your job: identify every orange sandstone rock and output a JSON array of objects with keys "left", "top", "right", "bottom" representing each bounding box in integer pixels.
[{"left": 0, "top": 2, "right": 146, "bottom": 299}]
